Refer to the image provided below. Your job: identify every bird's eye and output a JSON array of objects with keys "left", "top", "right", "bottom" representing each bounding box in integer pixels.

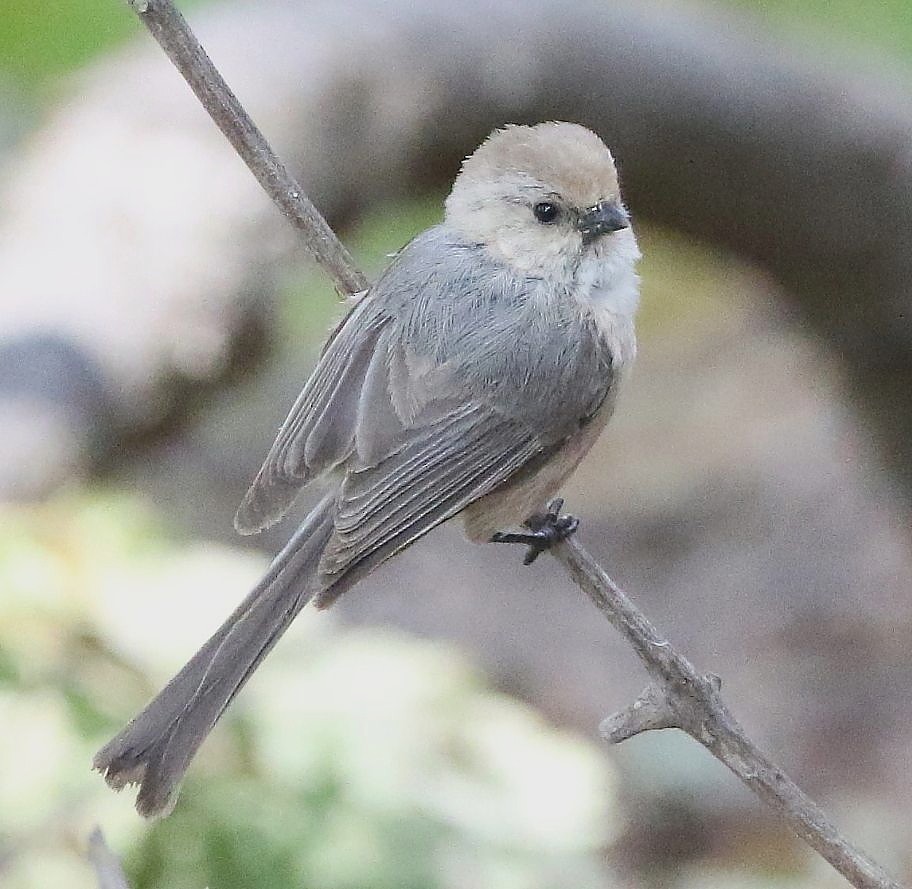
[{"left": 532, "top": 201, "right": 560, "bottom": 224}]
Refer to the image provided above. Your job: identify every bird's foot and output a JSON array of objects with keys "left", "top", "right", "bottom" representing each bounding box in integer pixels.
[{"left": 490, "top": 498, "right": 579, "bottom": 565}]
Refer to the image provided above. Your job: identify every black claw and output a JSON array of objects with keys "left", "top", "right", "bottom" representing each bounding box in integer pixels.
[{"left": 490, "top": 498, "right": 580, "bottom": 565}]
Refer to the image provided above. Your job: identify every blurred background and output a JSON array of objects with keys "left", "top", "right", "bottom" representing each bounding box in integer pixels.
[{"left": 2, "top": 0, "right": 912, "bottom": 886}]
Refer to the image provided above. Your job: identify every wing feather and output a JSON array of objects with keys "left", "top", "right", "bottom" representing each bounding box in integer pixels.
[
  {"left": 353, "top": 336, "right": 408, "bottom": 466},
  {"left": 316, "top": 406, "right": 542, "bottom": 602},
  {"left": 234, "top": 303, "right": 389, "bottom": 534}
]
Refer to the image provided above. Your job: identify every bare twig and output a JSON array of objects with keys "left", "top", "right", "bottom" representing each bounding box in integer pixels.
[
  {"left": 87, "top": 828, "right": 131, "bottom": 889},
  {"left": 120, "top": 2, "right": 907, "bottom": 888},
  {"left": 127, "top": 0, "right": 368, "bottom": 297},
  {"left": 554, "top": 537, "right": 905, "bottom": 889}
]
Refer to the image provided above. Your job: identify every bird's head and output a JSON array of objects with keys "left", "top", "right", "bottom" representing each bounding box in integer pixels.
[{"left": 445, "top": 122, "right": 639, "bottom": 283}]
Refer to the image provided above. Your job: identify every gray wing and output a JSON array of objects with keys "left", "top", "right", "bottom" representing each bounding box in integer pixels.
[
  {"left": 314, "top": 400, "right": 544, "bottom": 604},
  {"left": 234, "top": 295, "right": 391, "bottom": 533},
  {"left": 235, "top": 225, "right": 613, "bottom": 559},
  {"left": 235, "top": 299, "right": 547, "bottom": 568}
]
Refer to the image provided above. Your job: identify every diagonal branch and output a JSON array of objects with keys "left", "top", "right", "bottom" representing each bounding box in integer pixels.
[
  {"left": 120, "top": 3, "right": 908, "bottom": 888},
  {"left": 554, "top": 537, "right": 905, "bottom": 889},
  {"left": 126, "top": 0, "right": 368, "bottom": 298}
]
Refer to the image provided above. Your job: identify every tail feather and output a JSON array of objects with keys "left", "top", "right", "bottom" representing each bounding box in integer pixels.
[{"left": 93, "top": 493, "right": 336, "bottom": 818}]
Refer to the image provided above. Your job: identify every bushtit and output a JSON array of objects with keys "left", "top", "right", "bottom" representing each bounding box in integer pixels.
[{"left": 94, "top": 121, "right": 640, "bottom": 817}]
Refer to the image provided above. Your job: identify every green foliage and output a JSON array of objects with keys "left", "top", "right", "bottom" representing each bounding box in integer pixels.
[
  {"left": 0, "top": 0, "right": 212, "bottom": 97},
  {"left": 725, "top": 0, "right": 912, "bottom": 60},
  {"left": 0, "top": 0, "right": 136, "bottom": 95}
]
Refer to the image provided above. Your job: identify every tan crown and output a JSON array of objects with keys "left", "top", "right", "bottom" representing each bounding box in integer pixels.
[{"left": 452, "top": 122, "right": 620, "bottom": 209}]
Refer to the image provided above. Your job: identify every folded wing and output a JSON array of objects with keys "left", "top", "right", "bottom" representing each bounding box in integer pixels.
[
  {"left": 234, "top": 299, "right": 391, "bottom": 534},
  {"left": 314, "top": 401, "right": 543, "bottom": 605}
]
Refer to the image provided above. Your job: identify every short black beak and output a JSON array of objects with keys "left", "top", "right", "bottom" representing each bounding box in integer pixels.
[{"left": 578, "top": 201, "right": 629, "bottom": 241}]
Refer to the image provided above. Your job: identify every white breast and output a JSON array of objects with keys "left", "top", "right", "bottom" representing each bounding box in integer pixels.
[{"left": 573, "top": 229, "right": 641, "bottom": 369}]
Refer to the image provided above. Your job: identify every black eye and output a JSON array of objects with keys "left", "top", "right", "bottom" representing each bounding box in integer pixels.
[{"left": 532, "top": 201, "right": 560, "bottom": 224}]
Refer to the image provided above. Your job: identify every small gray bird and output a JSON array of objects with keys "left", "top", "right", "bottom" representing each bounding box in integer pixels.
[{"left": 94, "top": 121, "right": 640, "bottom": 817}]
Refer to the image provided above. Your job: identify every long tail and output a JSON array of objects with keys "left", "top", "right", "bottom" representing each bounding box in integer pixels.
[{"left": 93, "top": 492, "right": 337, "bottom": 819}]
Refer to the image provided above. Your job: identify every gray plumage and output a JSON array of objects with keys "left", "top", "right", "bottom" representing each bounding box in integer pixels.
[
  {"left": 237, "top": 226, "right": 615, "bottom": 542},
  {"left": 94, "top": 122, "right": 639, "bottom": 818}
]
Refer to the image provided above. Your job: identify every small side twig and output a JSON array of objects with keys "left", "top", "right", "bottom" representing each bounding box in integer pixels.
[
  {"left": 119, "top": 3, "right": 908, "bottom": 888},
  {"left": 87, "top": 828, "right": 131, "bottom": 889}
]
